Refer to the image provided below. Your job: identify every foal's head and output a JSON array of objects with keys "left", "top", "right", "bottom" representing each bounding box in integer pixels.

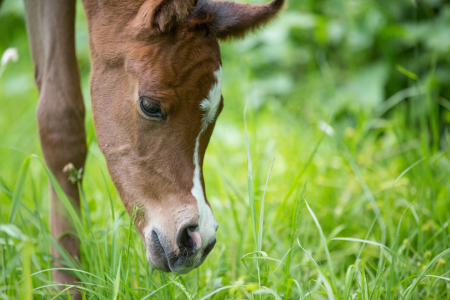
[{"left": 86, "top": 0, "right": 284, "bottom": 273}]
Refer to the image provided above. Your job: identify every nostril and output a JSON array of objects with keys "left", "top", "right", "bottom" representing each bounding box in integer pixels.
[
  {"left": 177, "top": 225, "right": 202, "bottom": 252},
  {"left": 187, "top": 227, "right": 203, "bottom": 249}
]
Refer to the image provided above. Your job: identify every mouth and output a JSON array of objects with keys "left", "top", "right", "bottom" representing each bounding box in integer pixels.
[{"left": 149, "top": 229, "right": 203, "bottom": 274}]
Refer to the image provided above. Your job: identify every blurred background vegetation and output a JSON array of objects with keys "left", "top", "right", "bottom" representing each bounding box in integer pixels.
[{"left": 1, "top": 0, "right": 450, "bottom": 299}]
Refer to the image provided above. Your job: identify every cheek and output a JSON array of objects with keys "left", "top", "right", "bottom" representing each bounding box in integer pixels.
[{"left": 91, "top": 73, "right": 138, "bottom": 145}]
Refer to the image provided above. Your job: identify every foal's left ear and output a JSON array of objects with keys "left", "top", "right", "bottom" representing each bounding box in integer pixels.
[
  {"left": 133, "top": 0, "right": 198, "bottom": 32},
  {"left": 197, "top": 0, "right": 285, "bottom": 40}
]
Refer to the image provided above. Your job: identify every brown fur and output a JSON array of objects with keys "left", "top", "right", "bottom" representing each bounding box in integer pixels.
[
  {"left": 23, "top": 0, "right": 87, "bottom": 298},
  {"left": 136, "top": 0, "right": 199, "bottom": 32},
  {"left": 190, "top": 0, "right": 285, "bottom": 40},
  {"left": 22, "top": 0, "right": 284, "bottom": 296}
]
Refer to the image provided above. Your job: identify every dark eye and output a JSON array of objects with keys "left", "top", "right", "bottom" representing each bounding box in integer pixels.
[{"left": 140, "top": 97, "right": 166, "bottom": 120}]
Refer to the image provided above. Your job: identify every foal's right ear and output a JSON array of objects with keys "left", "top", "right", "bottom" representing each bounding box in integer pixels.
[{"left": 133, "top": 0, "right": 198, "bottom": 33}]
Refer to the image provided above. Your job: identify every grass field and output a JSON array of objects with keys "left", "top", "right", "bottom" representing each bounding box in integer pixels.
[{"left": 1, "top": 0, "right": 450, "bottom": 299}]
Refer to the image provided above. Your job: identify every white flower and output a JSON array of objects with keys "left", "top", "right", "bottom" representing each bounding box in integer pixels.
[
  {"left": 319, "top": 120, "right": 334, "bottom": 136},
  {"left": 1, "top": 48, "right": 19, "bottom": 67}
]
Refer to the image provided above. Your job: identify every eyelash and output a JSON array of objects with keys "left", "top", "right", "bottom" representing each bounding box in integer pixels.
[{"left": 139, "top": 97, "right": 167, "bottom": 120}]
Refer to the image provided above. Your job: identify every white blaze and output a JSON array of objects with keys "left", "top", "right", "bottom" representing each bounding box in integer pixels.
[
  {"left": 200, "top": 67, "right": 223, "bottom": 128},
  {"left": 191, "top": 67, "right": 222, "bottom": 247}
]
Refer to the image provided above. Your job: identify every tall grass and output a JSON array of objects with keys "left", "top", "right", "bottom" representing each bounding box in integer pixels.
[
  {"left": 2, "top": 94, "right": 449, "bottom": 298},
  {"left": 1, "top": 0, "right": 450, "bottom": 298}
]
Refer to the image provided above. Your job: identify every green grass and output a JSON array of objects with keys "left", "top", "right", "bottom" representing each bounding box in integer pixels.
[{"left": 1, "top": 0, "right": 450, "bottom": 299}]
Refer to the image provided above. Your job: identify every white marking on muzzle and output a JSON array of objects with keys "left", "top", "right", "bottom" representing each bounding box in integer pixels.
[{"left": 191, "top": 67, "right": 222, "bottom": 247}]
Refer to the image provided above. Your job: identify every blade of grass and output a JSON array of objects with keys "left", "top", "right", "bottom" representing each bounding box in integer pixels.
[
  {"left": 290, "top": 279, "right": 305, "bottom": 300},
  {"left": 113, "top": 255, "right": 121, "bottom": 300},
  {"left": 198, "top": 285, "right": 238, "bottom": 300},
  {"left": 396, "top": 64, "right": 418, "bottom": 80},
  {"left": 297, "top": 239, "right": 335, "bottom": 300},
  {"left": 100, "top": 167, "right": 115, "bottom": 222},
  {"left": 111, "top": 212, "right": 124, "bottom": 278},
  {"left": 343, "top": 264, "right": 356, "bottom": 300},
  {"left": 332, "top": 237, "right": 413, "bottom": 269},
  {"left": 0, "top": 175, "right": 12, "bottom": 198},
  {"left": 284, "top": 180, "right": 306, "bottom": 281},
  {"left": 355, "top": 158, "right": 424, "bottom": 262},
  {"left": 424, "top": 275, "right": 450, "bottom": 282},
  {"left": 22, "top": 239, "right": 32, "bottom": 300},
  {"left": 403, "top": 248, "right": 450, "bottom": 299},
  {"left": 35, "top": 284, "right": 109, "bottom": 300},
  {"left": 333, "top": 238, "right": 391, "bottom": 251},
  {"left": 30, "top": 268, "right": 106, "bottom": 284},
  {"left": 360, "top": 261, "right": 368, "bottom": 300},
  {"left": 336, "top": 137, "right": 387, "bottom": 247},
  {"left": 387, "top": 203, "right": 414, "bottom": 300},
  {"left": 8, "top": 156, "right": 30, "bottom": 224},
  {"left": 373, "top": 86, "right": 423, "bottom": 117},
  {"left": 244, "top": 99, "right": 257, "bottom": 248},
  {"left": 168, "top": 276, "right": 193, "bottom": 300},
  {"left": 276, "top": 116, "right": 329, "bottom": 220},
  {"left": 244, "top": 99, "right": 260, "bottom": 285},
  {"left": 22, "top": 211, "right": 89, "bottom": 282},
  {"left": 140, "top": 282, "right": 173, "bottom": 300},
  {"left": 124, "top": 206, "right": 137, "bottom": 287},
  {"left": 78, "top": 182, "right": 91, "bottom": 228},
  {"left": 31, "top": 155, "right": 85, "bottom": 237},
  {"left": 305, "top": 200, "right": 337, "bottom": 290},
  {"left": 0, "top": 224, "right": 27, "bottom": 240},
  {"left": 258, "top": 157, "right": 275, "bottom": 252},
  {"left": 254, "top": 287, "right": 282, "bottom": 300}
]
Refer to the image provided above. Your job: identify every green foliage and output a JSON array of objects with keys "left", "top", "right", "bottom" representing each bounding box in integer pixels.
[{"left": 1, "top": 0, "right": 450, "bottom": 299}]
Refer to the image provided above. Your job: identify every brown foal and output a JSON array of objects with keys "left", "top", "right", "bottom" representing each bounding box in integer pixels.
[{"left": 22, "top": 0, "right": 284, "bottom": 292}]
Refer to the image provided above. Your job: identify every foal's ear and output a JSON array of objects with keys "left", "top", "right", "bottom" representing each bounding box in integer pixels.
[
  {"left": 133, "top": 0, "right": 198, "bottom": 32},
  {"left": 199, "top": 0, "right": 285, "bottom": 40}
]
